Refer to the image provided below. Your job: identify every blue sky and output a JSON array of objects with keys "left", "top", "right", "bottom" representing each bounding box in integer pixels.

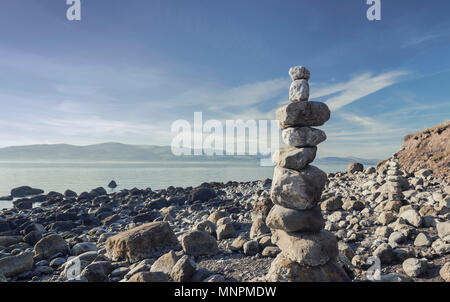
[{"left": 0, "top": 0, "right": 449, "bottom": 158}]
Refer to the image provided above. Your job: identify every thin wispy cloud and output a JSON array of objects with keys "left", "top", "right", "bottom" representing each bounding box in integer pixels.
[
  {"left": 172, "top": 77, "right": 289, "bottom": 112},
  {"left": 336, "top": 112, "right": 390, "bottom": 131},
  {"left": 310, "top": 71, "right": 409, "bottom": 111},
  {"left": 402, "top": 30, "right": 450, "bottom": 48},
  {"left": 216, "top": 78, "right": 289, "bottom": 109}
]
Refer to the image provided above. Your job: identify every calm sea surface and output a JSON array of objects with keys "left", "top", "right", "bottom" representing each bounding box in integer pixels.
[{"left": 0, "top": 161, "right": 350, "bottom": 209}]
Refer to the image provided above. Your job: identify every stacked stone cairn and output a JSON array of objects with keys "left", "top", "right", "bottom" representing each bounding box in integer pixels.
[
  {"left": 384, "top": 154, "right": 405, "bottom": 202},
  {"left": 265, "top": 66, "right": 349, "bottom": 282}
]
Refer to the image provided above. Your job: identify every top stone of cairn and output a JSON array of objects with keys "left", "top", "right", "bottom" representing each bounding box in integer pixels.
[{"left": 289, "top": 66, "right": 311, "bottom": 81}]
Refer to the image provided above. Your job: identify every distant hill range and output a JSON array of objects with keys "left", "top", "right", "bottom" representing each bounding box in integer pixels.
[{"left": 0, "top": 143, "right": 378, "bottom": 165}]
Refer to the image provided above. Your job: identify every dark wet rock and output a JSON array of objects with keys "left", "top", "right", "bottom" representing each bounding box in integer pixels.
[
  {"left": 23, "top": 231, "right": 43, "bottom": 246},
  {"left": 0, "top": 251, "right": 34, "bottom": 277},
  {"left": 56, "top": 212, "right": 78, "bottom": 221},
  {"left": 90, "top": 187, "right": 108, "bottom": 197},
  {"left": 132, "top": 212, "right": 161, "bottom": 223},
  {"left": 78, "top": 192, "right": 92, "bottom": 201},
  {"left": 0, "top": 221, "right": 11, "bottom": 233},
  {"left": 188, "top": 187, "right": 217, "bottom": 202},
  {"left": 108, "top": 181, "right": 118, "bottom": 189},
  {"left": 11, "top": 186, "right": 44, "bottom": 198},
  {"left": 148, "top": 197, "right": 167, "bottom": 210},
  {"left": 81, "top": 261, "right": 113, "bottom": 282},
  {"left": 64, "top": 190, "right": 78, "bottom": 198},
  {"left": 80, "top": 214, "right": 101, "bottom": 226},
  {"left": 0, "top": 236, "right": 23, "bottom": 247},
  {"left": 29, "top": 195, "right": 47, "bottom": 203},
  {"left": 47, "top": 221, "right": 78, "bottom": 232},
  {"left": 13, "top": 199, "right": 32, "bottom": 210},
  {"left": 34, "top": 234, "right": 69, "bottom": 261},
  {"left": 102, "top": 214, "right": 121, "bottom": 226}
]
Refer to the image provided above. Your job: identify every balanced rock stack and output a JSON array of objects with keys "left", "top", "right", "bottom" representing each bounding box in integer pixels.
[
  {"left": 384, "top": 154, "right": 405, "bottom": 202},
  {"left": 265, "top": 66, "right": 349, "bottom": 282}
]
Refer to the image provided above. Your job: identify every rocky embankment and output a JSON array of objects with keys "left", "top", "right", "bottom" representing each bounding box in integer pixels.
[
  {"left": 388, "top": 121, "right": 449, "bottom": 183},
  {"left": 0, "top": 161, "right": 449, "bottom": 282}
]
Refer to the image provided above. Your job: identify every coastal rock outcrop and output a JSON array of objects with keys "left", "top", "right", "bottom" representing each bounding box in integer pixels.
[{"left": 386, "top": 121, "right": 449, "bottom": 182}]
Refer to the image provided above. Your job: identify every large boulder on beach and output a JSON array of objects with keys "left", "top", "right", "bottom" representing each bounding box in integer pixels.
[
  {"left": 282, "top": 127, "right": 327, "bottom": 147},
  {"left": 170, "top": 255, "right": 196, "bottom": 282},
  {"left": 399, "top": 209, "right": 422, "bottom": 228},
  {"left": 348, "top": 162, "right": 364, "bottom": 174},
  {"left": 71, "top": 242, "right": 98, "bottom": 256},
  {"left": 0, "top": 236, "right": 23, "bottom": 247},
  {"left": 207, "top": 210, "right": 228, "bottom": 224},
  {"left": 180, "top": 230, "right": 219, "bottom": 256},
  {"left": 105, "top": 222, "right": 178, "bottom": 263},
  {"left": 34, "top": 234, "right": 69, "bottom": 261},
  {"left": 11, "top": 186, "right": 44, "bottom": 198},
  {"left": 271, "top": 230, "right": 338, "bottom": 267},
  {"left": 151, "top": 250, "right": 180, "bottom": 275},
  {"left": 270, "top": 165, "right": 327, "bottom": 210},
  {"left": 276, "top": 101, "right": 330, "bottom": 130},
  {"left": 188, "top": 187, "right": 217, "bottom": 202},
  {"left": 250, "top": 218, "right": 270, "bottom": 238},
  {"left": 0, "top": 251, "right": 34, "bottom": 277},
  {"left": 251, "top": 198, "right": 273, "bottom": 220},
  {"left": 81, "top": 261, "right": 114, "bottom": 282}
]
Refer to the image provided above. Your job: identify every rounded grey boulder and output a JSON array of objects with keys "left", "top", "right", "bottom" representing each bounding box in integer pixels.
[
  {"left": 282, "top": 127, "right": 327, "bottom": 147},
  {"left": 266, "top": 252, "right": 350, "bottom": 282},
  {"left": 270, "top": 165, "right": 327, "bottom": 210},
  {"left": 266, "top": 205, "right": 324, "bottom": 232},
  {"left": 181, "top": 230, "right": 219, "bottom": 256},
  {"left": 289, "top": 79, "right": 309, "bottom": 102},
  {"left": 348, "top": 162, "right": 364, "bottom": 174},
  {"left": 402, "top": 258, "right": 428, "bottom": 277},
  {"left": 289, "top": 66, "right": 311, "bottom": 81},
  {"left": 272, "top": 146, "right": 317, "bottom": 171},
  {"left": 271, "top": 230, "right": 338, "bottom": 267}
]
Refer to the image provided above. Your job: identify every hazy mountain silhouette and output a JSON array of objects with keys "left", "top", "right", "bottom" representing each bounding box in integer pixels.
[{"left": 0, "top": 143, "right": 378, "bottom": 165}]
